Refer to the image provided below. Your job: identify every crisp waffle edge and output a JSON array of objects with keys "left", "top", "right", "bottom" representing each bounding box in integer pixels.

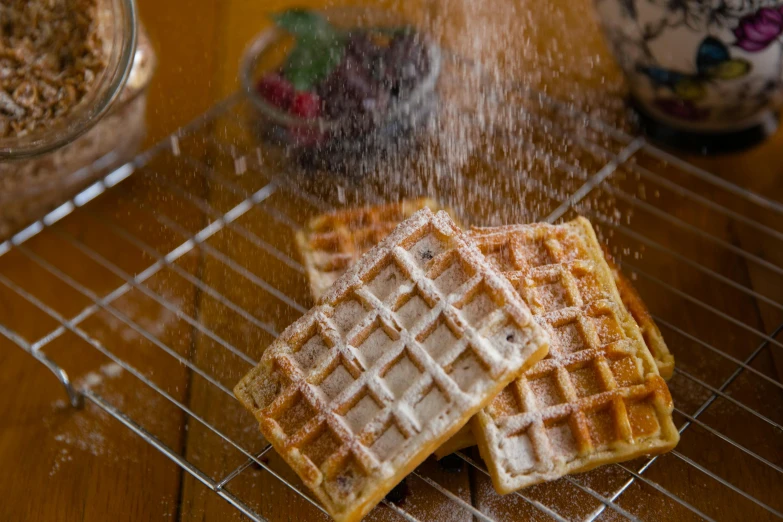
[
  {"left": 294, "top": 227, "right": 326, "bottom": 305},
  {"left": 606, "top": 257, "right": 675, "bottom": 380}
]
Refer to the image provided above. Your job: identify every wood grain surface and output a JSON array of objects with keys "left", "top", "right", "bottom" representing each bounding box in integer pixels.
[{"left": 0, "top": 1, "right": 781, "bottom": 521}]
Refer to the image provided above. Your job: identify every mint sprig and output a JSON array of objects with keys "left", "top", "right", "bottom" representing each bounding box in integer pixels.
[
  {"left": 274, "top": 10, "right": 337, "bottom": 41},
  {"left": 274, "top": 9, "right": 345, "bottom": 91}
]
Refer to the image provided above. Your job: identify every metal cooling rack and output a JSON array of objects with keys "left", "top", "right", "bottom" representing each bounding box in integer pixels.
[{"left": 1, "top": 52, "right": 782, "bottom": 522}]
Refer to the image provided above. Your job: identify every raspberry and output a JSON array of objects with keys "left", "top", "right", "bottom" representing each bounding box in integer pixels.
[
  {"left": 256, "top": 73, "right": 294, "bottom": 110},
  {"left": 290, "top": 91, "right": 321, "bottom": 119}
]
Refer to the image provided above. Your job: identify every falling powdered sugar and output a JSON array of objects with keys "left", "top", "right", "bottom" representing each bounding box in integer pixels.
[{"left": 96, "top": 292, "right": 184, "bottom": 344}]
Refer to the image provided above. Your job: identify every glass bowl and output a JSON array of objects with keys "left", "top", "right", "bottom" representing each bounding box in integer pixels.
[
  {"left": 240, "top": 7, "right": 442, "bottom": 171},
  {"left": 0, "top": 0, "right": 137, "bottom": 160},
  {"left": 0, "top": 12, "right": 156, "bottom": 241}
]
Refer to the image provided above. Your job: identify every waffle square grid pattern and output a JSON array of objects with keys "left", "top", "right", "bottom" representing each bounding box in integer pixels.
[
  {"left": 235, "top": 208, "right": 549, "bottom": 522},
  {"left": 295, "top": 198, "right": 442, "bottom": 300},
  {"left": 469, "top": 218, "right": 679, "bottom": 494}
]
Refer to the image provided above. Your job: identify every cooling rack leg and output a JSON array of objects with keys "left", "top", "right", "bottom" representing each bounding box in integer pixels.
[
  {"left": 0, "top": 323, "right": 83, "bottom": 409},
  {"left": 34, "top": 352, "right": 83, "bottom": 409}
]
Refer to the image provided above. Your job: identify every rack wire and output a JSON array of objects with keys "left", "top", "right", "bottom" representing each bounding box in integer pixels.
[{"left": 1, "top": 52, "right": 781, "bottom": 522}]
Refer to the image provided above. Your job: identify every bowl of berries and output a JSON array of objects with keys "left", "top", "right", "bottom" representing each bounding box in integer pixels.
[{"left": 241, "top": 8, "right": 441, "bottom": 171}]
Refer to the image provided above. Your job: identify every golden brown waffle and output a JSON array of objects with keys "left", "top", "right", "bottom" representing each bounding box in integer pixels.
[
  {"left": 235, "top": 208, "right": 549, "bottom": 522},
  {"left": 465, "top": 217, "right": 678, "bottom": 494},
  {"left": 605, "top": 255, "right": 674, "bottom": 380},
  {"left": 295, "top": 198, "right": 442, "bottom": 301}
]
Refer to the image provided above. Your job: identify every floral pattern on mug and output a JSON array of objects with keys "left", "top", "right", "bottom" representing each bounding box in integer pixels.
[
  {"left": 733, "top": 6, "right": 783, "bottom": 52},
  {"left": 594, "top": 0, "right": 783, "bottom": 128},
  {"left": 636, "top": 36, "right": 750, "bottom": 119}
]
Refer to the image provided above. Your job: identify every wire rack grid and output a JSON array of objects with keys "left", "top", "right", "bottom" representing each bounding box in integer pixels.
[{"left": 0, "top": 53, "right": 781, "bottom": 522}]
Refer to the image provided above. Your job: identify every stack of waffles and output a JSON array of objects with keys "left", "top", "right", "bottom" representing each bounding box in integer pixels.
[{"left": 235, "top": 200, "right": 679, "bottom": 522}]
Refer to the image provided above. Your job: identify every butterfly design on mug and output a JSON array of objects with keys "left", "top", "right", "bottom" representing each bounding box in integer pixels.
[{"left": 637, "top": 36, "right": 751, "bottom": 101}]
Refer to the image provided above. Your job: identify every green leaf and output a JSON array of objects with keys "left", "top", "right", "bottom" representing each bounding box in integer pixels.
[
  {"left": 283, "top": 40, "right": 344, "bottom": 91},
  {"left": 274, "top": 9, "right": 345, "bottom": 91},
  {"left": 273, "top": 9, "right": 336, "bottom": 41}
]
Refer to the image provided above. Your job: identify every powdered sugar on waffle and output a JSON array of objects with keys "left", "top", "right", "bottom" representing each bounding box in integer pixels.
[
  {"left": 297, "top": 199, "right": 442, "bottom": 302},
  {"left": 236, "top": 208, "right": 550, "bottom": 522},
  {"left": 315, "top": 208, "right": 548, "bottom": 449},
  {"left": 321, "top": 209, "right": 538, "bottom": 326}
]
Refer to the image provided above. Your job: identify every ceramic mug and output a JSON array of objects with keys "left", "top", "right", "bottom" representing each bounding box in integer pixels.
[{"left": 594, "top": 0, "right": 783, "bottom": 150}]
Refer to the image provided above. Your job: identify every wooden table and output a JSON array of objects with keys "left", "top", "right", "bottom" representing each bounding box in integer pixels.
[{"left": 1, "top": 0, "right": 781, "bottom": 521}]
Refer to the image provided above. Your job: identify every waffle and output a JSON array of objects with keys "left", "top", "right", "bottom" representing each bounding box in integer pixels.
[
  {"left": 295, "top": 198, "right": 442, "bottom": 301},
  {"left": 605, "top": 254, "right": 674, "bottom": 380},
  {"left": 235, "top": 208, "right": 549, "bottom": 522},
  {"left": 465, "top": 218, "right": 678, "bottom": 494}
]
